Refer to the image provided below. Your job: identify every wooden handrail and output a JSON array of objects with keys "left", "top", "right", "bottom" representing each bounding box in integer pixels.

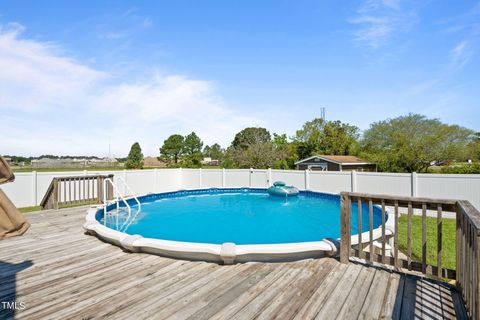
[
  {"left": 40, "top": 174, "right": 114, "bottom": 210},
  {"left": 340, "top": 191, "right": 480, "bottom": 319}
]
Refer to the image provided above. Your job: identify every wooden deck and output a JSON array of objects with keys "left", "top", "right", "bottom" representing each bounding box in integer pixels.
[{"left": 0, "top": 207, "right": 468, "bottom": 319}]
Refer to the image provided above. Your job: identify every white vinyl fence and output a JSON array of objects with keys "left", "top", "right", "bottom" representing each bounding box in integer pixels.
[{"left": 2, "top": 168, "right": 480, "bottom": 210}]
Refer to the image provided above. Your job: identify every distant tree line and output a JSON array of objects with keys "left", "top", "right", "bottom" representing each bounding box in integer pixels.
[
  {"left": 131, "top": 113, "right": 476, "bottom": 173},
  {"left": 1, "top": 155, "right": 106, "bottom": 166}
]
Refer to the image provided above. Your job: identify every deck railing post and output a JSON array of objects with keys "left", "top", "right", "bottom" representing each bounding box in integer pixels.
[
  {"left": 53, "top": 178, "right": 59, "bottom": 209},
  {"left": 97, "top": 176, "right": 103, "bottom": 204},
  {"left": 340, "top": 192, "right": 351, "bottom": 264}
]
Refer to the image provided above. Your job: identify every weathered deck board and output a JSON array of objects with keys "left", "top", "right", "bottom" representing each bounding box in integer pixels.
[{"left": 0, "top": 206, "right": 468, "bottom": 319}]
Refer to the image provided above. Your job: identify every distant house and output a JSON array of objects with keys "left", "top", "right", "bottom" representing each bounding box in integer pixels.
[
  {"left": 143, "top": 156, "right": 166, "bottom": 168},
  {"left": 201, "top": 157, "right": 219, "bottom": 166},
  {"left": 295, "top": 155, "right": 376, "bottom": 172}
]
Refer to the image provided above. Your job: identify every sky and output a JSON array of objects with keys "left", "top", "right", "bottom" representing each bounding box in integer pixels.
[{"left": 0, "top": 0, "right": 479, "bottom": 157}]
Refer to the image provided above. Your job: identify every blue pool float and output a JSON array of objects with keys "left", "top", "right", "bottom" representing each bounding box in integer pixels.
[{"left": 267, "top": 181, "right": 299, "bottom": 197}]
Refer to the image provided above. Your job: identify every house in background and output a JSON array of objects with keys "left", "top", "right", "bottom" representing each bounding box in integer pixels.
[
  {"left": 295, "top": 155, "right": 376, "bottom": 172},
  {"left": 201, "top": 157, "right": 219, "bottom": 166}
]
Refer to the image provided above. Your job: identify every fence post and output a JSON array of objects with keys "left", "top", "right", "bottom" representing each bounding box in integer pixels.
[
  {"left": 411, "top": 172, "right": 418, "bottom": 197},
  {"left": 305, "top": 169, "right": 310, "bottom": 190},
  {"left": 222, "top": 168, "right": 226, "bottom": 187},
  {"left": 340, "top": 192, "right": 352, "bottom": 264},
  {"left": 32, "top": 171, "right": 38, "bottom": 206},
  {"left": 249, "top": 168, "right": 253, "bottom": 188},
  {"left": 267, "top": 168, "right": 272, "bottom": 187},
  {"left": 351, "top": 170, "right": 357, "bottom": 192},
  {"left": 199, "top": 168, "right": 203, "bottom": 189}
]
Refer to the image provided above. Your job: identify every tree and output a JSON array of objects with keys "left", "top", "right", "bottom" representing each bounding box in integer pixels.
[
  {"left": 272, "top": 133, "right": 298, "bottom": 169},
  {"left": 361, "top": 113, "right": 474, "bottom": 172},
  {"left": 203, "top": 143, "right": 224, "bottom": 160},
  {"left": 227, "top": 128, "right": 283, "bottom": 168},
  {"left": 232, "top": 127, "right": 271, "bottom": 149},
  {"left": 467, "top": 132, "right": 480, "bottom": 161},
  {"left": 183, "top": 132, "right": 203, "bottom": 167},
  {"left": 294, "top": 118, "right": 359, "bottom": 158},
  {"left": 183, "top": 132, "right": 203, "bottom": 156},
  {"left": 125, "top": 142, "right": 144, "bottom": 169},
  {"left": 160, "top": 134, "right": 184, "bottom": 164}
]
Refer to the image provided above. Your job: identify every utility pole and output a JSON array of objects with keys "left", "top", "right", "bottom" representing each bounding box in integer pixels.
[{"left": 320, "top": 107, "right": 326, "bottom": 121}]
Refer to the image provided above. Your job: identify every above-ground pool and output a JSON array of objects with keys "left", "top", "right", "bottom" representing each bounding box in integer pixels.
[{"left": 84, "top": 188, "right": 393, "bottom": 264}]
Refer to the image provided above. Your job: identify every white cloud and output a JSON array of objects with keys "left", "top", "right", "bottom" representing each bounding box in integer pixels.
[
  {"left": 408, "top": 78, "right": 441, "bottom": 95},
  {"left": 350, "top": 0, "right": 416, "bottom": 49},
  {"left": 0, "top": 23, "right": 105, "bottom": 111},
  {"left": 451, "top": 41, "right": 472, "bottom": 69},
  {"left": 0, "top": 23, "right": 262, "bottom": 156}
]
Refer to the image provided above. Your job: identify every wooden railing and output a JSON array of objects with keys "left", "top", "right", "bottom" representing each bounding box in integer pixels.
[
  {"left": 456, "top": 200, "right": 480, "bottom": 320},
  {"left": 340, "top": 192, "right": 480, "bottom": 319},
  {"left": 40, "top": 174, "right": 114, "bottom": 210}
]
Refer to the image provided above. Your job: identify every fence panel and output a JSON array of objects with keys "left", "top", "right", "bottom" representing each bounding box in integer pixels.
[
  {"left": 154, "top": 169, "right": 182, "bottom": 193},
  {"left": 271, "top": 170, "right": 306, "bottom": 189},
  {"left": 201, "top": 169, "right": 223, "bottom": 188},
  {"left": 123, "top": 170, "right": 155, "bottom": 196},
  {"left": 356, "top": 172, "right": 412, "bottom": 197},
  {"left": 308, "top": 171, "right": 351, "bottom": 194},
  {"left": 418, "top": 174, "right": 480, "bottom": 209},
  {"left": 0, "top": 173, "right": 34, "bottom": 207},
  {"left": 251, "top": 170, "right": 268, "bottom": 188},
  {"left": 224, "top": 170, "right": 250, "bottom": 188},
  {"left": 181, "top": 169, "right": 201, "bottom": 189}
]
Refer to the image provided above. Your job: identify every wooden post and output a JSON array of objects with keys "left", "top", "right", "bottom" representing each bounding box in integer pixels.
[
  {"left": 357, "top": 199, "right": 363, "bottom": 260},
  {"left": 97, "top": 176, "right": 103, "bottom": 204},
  {"left": 340, "top": 193, "right": 351, "bottom": 264},
  {"left": 475, "top": 233, "right": 480, "bottom": 320},
  {"left": 422, "top": 203, "right": 427, "bottom": 274},
  {"left": 407, "top": 202, "right": 413, "bottom": 270},
  {"left": 437, "top": 204, "right": 443, "bottom": 277},
  {"left": 53, "top": 178, "right": 59, "bottom": 209},
  {"left": 456, "top": 203, "right": 462, "bottom": 295}
]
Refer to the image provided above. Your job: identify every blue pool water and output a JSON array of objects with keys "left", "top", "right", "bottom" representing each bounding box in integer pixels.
[{"left": 99, "top": 189, "right": 383, "bottom": 245}]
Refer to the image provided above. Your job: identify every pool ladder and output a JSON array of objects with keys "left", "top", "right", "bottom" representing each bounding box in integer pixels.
[{"left": 103, "top": 177, "right": 141, "bottom": 227}]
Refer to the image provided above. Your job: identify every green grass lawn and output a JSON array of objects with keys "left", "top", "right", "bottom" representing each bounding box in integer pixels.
[
  {"left": 18, "top": 205, "right": 41, "bottom": 213},
  {"left": 18, "top": 200, "right": 99, "bottom": 213},
  {"left": 397, "top": 214, "right": 456, "bottom": 271}
]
